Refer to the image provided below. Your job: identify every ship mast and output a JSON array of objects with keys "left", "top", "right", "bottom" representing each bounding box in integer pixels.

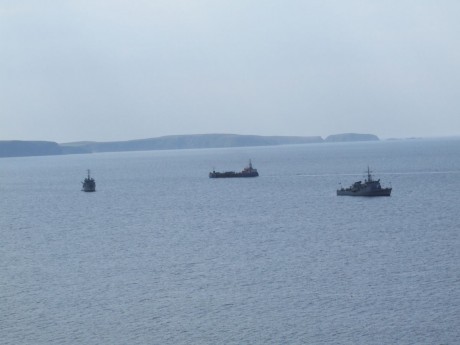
[{"left": 367, "top": 166, "right": 373, "bottom": 182}]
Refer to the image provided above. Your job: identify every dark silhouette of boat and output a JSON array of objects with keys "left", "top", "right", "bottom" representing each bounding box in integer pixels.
[
  {"left": 81, "top": 169, "right": 96, "bottom": 192},
  {"left": 209, "top": 160, "right": 259, "bottom": 178},
  {"left": 337, "top": 167, "right": 391, "bottom": 196}
]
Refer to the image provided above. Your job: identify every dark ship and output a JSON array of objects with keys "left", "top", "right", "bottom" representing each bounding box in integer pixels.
[
  {"left": 81, "top": 169, "right": 96, "bottom": 192},
  {"left": 337, "top": 167, "right": 391, "bottom": 196},
  {"left": 209, "top": 160, "right": 259, "bottom": 178}
]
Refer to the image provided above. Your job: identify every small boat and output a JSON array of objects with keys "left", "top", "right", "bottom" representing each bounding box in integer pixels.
[
  {"left": 209, "top": 160, "right": 259, "bottom": 178},
  {"left": 81, "top": 169, "right": 96, "bottom": 192},
  {"left": 337, "top": 167, "right": 391, "bottom": 196}
]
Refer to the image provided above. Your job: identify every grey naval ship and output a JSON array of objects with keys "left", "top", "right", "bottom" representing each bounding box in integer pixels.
[
  {"left": 81, "top": 169, "right": 96, "bottom": 192},
  {"left": 209, "top": 160, "right": 259, "bottom": 178},
  {"left": 337, "top": 167, "right": 391, "bottom": 196}
]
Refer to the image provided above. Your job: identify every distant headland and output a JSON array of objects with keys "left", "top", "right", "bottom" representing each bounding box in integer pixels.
[{"left": 0, "top": 133, "right": 379, "bottom": 158}]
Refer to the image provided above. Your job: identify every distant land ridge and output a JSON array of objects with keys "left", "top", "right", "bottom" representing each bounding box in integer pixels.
[
  {"left": 60, "top": 134, "right": 323, "bottom": 153},
  {"left": 325, "top": 133, "right": 379, "bottom": 142},
  {"left": 0, "top": 140, "right": 63, "bottom": 157},
  {"left": 0, "top": 133, "right": 379, "bottom": 158}
]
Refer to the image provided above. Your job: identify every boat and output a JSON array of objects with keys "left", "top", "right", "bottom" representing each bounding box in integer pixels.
[
  {"left": 337, "top": 167, "right": 391, "bottom": 196},
  {"left": 81, "top": 169, "right": 96, "bottom": 192},
  {"left": 209, "top": 160, "right": 259, "bottom": 178}
]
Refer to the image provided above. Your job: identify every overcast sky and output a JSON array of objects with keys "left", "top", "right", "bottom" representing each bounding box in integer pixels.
[{"left": 1, "top": 1, "right": 459, "bottom": 142}]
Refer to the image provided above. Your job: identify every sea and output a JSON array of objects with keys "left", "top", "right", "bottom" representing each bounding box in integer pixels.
[{"left": 1, "top": 138, "right": 459, "bottom": 345}]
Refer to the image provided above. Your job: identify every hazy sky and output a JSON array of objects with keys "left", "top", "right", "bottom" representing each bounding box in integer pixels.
[{"left": 1, "top": 1, "right": 459, "bottom": 142}]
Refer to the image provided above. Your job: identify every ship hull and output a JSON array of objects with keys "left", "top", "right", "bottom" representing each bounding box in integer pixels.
[
  {"left": 209, "top": 172, "right": 259, "bottom": 178},
  {"left": 81, "top": 170, "right": 96, "bottom": 192},
  {"left": 81, "top": 181, "right": 96, "bottom": 192},
  {"left": 209, "top": 160, "right": 259, "bottom": 178},
  {"left": 337, "top": 188, "right": 391, "bottom": 196}
]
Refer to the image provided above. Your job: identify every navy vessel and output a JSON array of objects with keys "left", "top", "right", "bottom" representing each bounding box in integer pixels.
[
  {"left": 81, "top": 169, "right": 96, "bottom": 192},
  {"left": 337, "top": 167, "right": 391, "bottom": 196},
  {"left": 209, "top": 160, "right": 259, "bottom": 178}
]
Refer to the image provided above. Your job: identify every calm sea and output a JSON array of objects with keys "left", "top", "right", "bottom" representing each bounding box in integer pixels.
[{"left": 1, "top": 138, "right": 459, "bottom": 344}]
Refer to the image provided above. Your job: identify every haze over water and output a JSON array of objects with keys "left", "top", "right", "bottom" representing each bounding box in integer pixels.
[{"left": 1, "top": 138, "right": 459, "bottom": 344}]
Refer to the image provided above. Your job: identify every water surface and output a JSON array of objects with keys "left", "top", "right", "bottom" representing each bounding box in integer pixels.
[{"left": 1, "top": 139, "right": 459, "bottom": 344}]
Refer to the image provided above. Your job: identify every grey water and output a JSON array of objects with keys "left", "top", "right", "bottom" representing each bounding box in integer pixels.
[{"left": 1, "top": 138, "right": 459, "bottom": 344}]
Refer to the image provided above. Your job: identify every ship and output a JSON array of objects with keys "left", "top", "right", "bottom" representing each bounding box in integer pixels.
[
  {"left": 337, "top": 167, "right": 391, "bottom": 196},
  {"left": 81, "top": 169, "right": 96, "bottom": 192},
  {"left": 209, "top": 160, "right": 259, "bottom": 178}
]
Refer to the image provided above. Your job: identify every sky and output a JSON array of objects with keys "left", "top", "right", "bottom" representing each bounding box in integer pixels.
[{"left": 1, "top": 0, "right": 459, "bottom": 142}]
